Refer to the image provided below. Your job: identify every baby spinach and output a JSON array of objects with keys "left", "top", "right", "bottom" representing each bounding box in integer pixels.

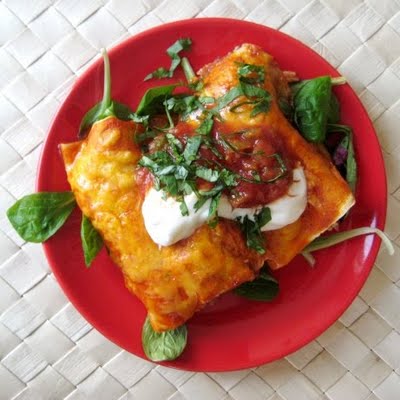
[
  {"left": 328, "top": 124, "right": 357, "bottom": 192},
  {"left": 135, "top": 84, "right": 177, "bottom": 116},
  {"left": 291, "top": 76, "right": 332, "bottom": 143},
  {"left": 327, "top": 94, "right": 340, "bottom": 124},
  {"left": 291, "top": 76, "right": 346, "bottom": 143},
  {"left": 81, "top": 215, "right": 103, "bottom": 267},
  {"left": 142, "top": 316, "right": 187, "bottom": 361},
  {"left": 145, "top": 38, "right": 192, "bottom": 81},
  {"left": 6, "top": 192, "right": 76, "bottom": 243},
  {"left": 78, "top": 49, "right": 134, "bottom": 138},
  {"left": 234, "top": 269, "right": 279, "bottom": 301}
]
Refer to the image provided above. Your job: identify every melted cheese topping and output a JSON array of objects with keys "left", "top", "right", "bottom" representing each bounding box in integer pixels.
[{"left": 142, "top": 168, "right": 307, "bottom": 246}]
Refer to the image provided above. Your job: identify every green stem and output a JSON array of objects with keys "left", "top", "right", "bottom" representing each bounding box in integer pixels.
[
  {"left": 101, "top": 48, "right": 112, "bottom": 111},
  {"left": 331, "top": 76, "right": 347, "bottom": 86},
  {"left": 304, "top": 227, "right": 394, "bottom": 255},
  {"left": 181, "top": 57, "right": 195, "bottom": 83}
]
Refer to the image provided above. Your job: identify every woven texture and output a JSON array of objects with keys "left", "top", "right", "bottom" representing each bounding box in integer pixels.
[{"left": 1, "top": 0, "right": 400, "bottom": 399}]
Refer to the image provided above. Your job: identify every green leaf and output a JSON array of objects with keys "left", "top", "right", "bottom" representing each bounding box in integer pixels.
[
  {"left": 250, "top": 96, "right": 272, "bottom": 117},
  {"left": 257, "top": 207, "right": 272, "bottom": 228},
  {"left": 237, "top": 63, "right": 265, "bottom": 84},
  {"left": 164, "top": 95, "right": 202, "bottom": 120},
  {"left": 167, "top": 38, "right": 192, "bottom": 58},
  {"left": 179, "top": 198, "right": 189, "bottom": 216},
  {"left": 217, "top": 81, "right": 271, "bottom": 118},
  {"left": 183, "top": 136, "right": 202, "bottom": 164},
  {"left": 292, "top": 76, "right": 332, "bottom": 143},
  {"left": 196, "top": 116, "right": 214, "bottom": 135},
  {"left": 237, "top": 208, "right": 271, "bottom": 254},
  {"left": 234, "top": 269, "right": 279, "bottom": 301},
  {"left": 144, "top": 67, "right": 170, "bottom": 81},
  {"left": 213, "top": 86, "right": 243, "bottom": 111},
  {"left": 78, "top": 49, "right": 134, "bottom": 137},
  {"left": 144, "top": 38, "right": 192, "bottom": 81},
  {"left": 327, "top": 94, "right": 340, "bottom": 124},
  {"left": 304, "top": 227, "right": 394, "bottom": 256},
  {"left": 208, "top": 195, "right": 220, "bottom": 218},
  {"left": 81, "top": 214, "right": 103, "bottom": 267},
  {"left": 195, "top": 166, "right": 219, "bottom": 182},
  {"left": 328, "top": 124, "right": 358, "bottom": 192},
  {"left": 6, "top": 192, "right": 76, "bottom": 243},
  {"left": 240, "top": 81, "right": 269, "bottom": 98},
  {"left": 136, "top": 84, "right": 177, "bottom": 116},
  {"left": 346, "top": 132, "right": 357, "bottom": 193},
  {"left": 142, "top": 316, "right": 187, "bottom": 362}
]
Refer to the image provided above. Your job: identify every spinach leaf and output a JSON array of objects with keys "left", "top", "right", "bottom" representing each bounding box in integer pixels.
[
  {"left": 142, "top": 316, "right": 187, "bottom": 361},
  {"left": 234, "top": 269, "right": 279, "bottom": 301},
  {"left": 81, "top": 215, "right": 103, "bottom": 267},
  {"left": 136, "top": 84, "right": 177, "bottom": 116},
  {"left": 237, "top": 208, "right": 271, "bottom": 254},
  {"left": 145, "top": 38, "right": 192, "bottom": 81},
  {"left": 78, "top": 49, "right": 134, "bottom": 138},
  {"left": 291, "top": 76, "right": 332, "bottom": 143},
  {"left": 6, "top": 192, "right": 76, "bottom": 243},
  {"left": 327, "top": 94, "right": 340, "bottom": 124},
  {"left": 328, "top": 124, "right": 357, "bottom": 192}
]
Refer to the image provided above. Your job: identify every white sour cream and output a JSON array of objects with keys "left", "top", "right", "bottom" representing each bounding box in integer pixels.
[
  {"left": 142, "top": 167, "right": 307, "bottom": 246},
  {"left": 142, "top": 190, "right": 211, "bottom": 247}
]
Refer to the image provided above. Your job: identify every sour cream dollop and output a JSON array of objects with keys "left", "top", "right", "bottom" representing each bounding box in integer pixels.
[{"left": 142, "top": 167, "right": 307, "bottom": 246}]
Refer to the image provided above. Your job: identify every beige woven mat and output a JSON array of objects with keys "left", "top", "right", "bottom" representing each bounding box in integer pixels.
[{"left": 1, "top": 1, "right": 400, "bottom": 399}]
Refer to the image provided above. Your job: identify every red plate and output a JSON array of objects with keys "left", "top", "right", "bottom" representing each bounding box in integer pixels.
[{"left": 37, "top": 18, "right": 387, "bottom": 371}]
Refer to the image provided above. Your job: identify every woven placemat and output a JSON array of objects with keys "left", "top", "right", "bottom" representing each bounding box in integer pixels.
[{"left": 1, "top": 1, "right": 400, "bottom": 399}]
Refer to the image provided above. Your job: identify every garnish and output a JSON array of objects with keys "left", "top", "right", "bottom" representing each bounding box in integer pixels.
[
  {"left": 214, "top": 79, "right": 272, "bottom": 117},
  {"left": 136, "top": 84, "right": 178, "bottom": 116},
  {"left": 237, "top": 62, "right": 265, "bottom": 84},
  {"left": 142, "top": 316, "right": 187, "bottom": 361},
  {"left": 328, "top": 124, "right": 357, "bottom": 192},
  {"left": 144, "top": 38, "right": 192, "bottom": 80},
  {"left": 78, "top": 49, "right": 134, "bottom": 138},
  {"left": 81, "top": 215, "right": 103, "bottom": 267},
  {"left": 138, "top": 134, "right": 238, "bottom": 221},
  {"left": 291, "top": 76, "right": 346, "bottom": 143},
  {"left": 302, "top": 227, "right": 394, "bottom": 266},
  {"left": 234, "top": 268, "right": 279, "bottom": 301},
  {"left": 6, "top": 192, "right": 76, "bottom": 243},
  {"left": 237, "top": 207, "right": 271, "bottom": 254}
]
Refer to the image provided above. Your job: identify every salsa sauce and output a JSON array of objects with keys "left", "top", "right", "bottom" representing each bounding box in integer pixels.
[{"left": 172, "top": 119, "right": 294, "bottom": 208}]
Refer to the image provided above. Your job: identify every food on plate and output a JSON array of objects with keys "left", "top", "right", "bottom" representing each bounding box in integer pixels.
[{"left": 7, "top": 39, "right": 393, "bottom": 362}]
